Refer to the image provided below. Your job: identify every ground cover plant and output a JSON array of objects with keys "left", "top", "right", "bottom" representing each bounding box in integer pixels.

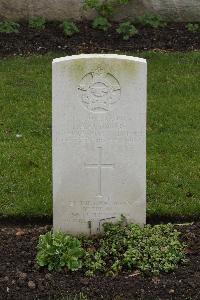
[
  {"left": 91, "top": 16, "right": 111, "bottom": 31},
  {"left": 83, "top": 0, "right": 130, "bottom": 19},
  {"left": 0, "top": 21, "right": 20, "bottom": 33},
  {"left": 116, "top": 21, "right": 138, "bottom": 40},
  {"left": 0, "top": 52, "right": 199, "bottom": 220},
  {"left": 186, "top": 23, "right": 199, "bottom": 33},
  {"left": 136, "top": 14, "right": 167, "bottom": 28},
  {"left": 37, "top": 232, "right": 84, "bottom": 271},
  {"left": 60, "top": 21, "right": 80, "bottom": 37},
  {"left": 28, "top": 17, "right": 46, "bottom": 30},
  {"left": 84, "top": 0, "right": 129, "bottom": 32},
  {"left": 36, "top": 218, "right": 187, "bottom": 276}
]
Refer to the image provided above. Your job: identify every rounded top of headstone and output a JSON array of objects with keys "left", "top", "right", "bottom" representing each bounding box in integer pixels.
[{"left": 53, "top": 54, "right": 146, "bottom": 64}]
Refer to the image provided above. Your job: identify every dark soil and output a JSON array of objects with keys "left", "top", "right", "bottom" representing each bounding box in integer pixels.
[
  {"left": 0, "top": 22, "right": 200, "bottom": 57},
  {"left": 0, "top": 223, "right": 199, "bottom": 300},
  {"left": 0, "top": 214, "right": 199, "bottom": 227}
]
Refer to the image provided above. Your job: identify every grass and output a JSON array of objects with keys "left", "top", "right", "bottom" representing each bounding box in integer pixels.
[{"left": 0, "top": 52, "right": 199, "bottom": 219}]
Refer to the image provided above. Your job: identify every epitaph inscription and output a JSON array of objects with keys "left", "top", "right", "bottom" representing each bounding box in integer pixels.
[{"left": 78, "top": 68, "right": 121, "bottom": 113}]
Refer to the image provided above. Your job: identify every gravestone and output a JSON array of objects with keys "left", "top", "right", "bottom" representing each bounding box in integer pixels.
[{"left": 53, "top": 54, "right": 147, "bottom": 235}]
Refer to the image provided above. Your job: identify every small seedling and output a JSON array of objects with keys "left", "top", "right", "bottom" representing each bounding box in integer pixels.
[
  {"left": 84, "top": 0, "right": 131, "bottom": 32},
  {"left": 186, "top": 23, "right": 199, "bottom": 33},
  {"left": 60, "top": 21, "right": 79, "bottom": 37},
  {"left": 84, "top": 0, "right": 130, "bottom": 18},
  {"left": 28, "top": 17, "right": 46, "bottom": 30},
  {"left": 92, "top": 16, "right": 111, "bottom": 31},
  {"left": 116, "top": 21, "right": 138, "bottom": 40},
  {"left": 0, "top": 21, "right": 20, "bottom": 33},
  {"left": 137, "top": 14, "right": 167, "bottom": 28},
  {"left": 84, "top": 0, "right": 113, "bottom": 18}
]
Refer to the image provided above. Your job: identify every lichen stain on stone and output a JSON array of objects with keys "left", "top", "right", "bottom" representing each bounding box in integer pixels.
[
  {"left": 66, "top": 59, "right": 110, "bottom": 81},
  {"left": 69, "top": 59, "right": 88, "bottom": 80},
  {"left": 58, "top": 59, "right": 88, "bottom": 81},
  {"left": 112, "top": 60, "right": 138, "bottom": 78},
  {"left": 60, "top": 57, "right": 139, "bottom": 82}
]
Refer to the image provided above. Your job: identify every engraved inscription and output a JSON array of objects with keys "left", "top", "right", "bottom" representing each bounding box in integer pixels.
[
  {"left": 78, "top": 68, "right": 121, "bottom": 113},
  {"left": 55, "top": 112, "right": 143, "bottom": 146},
  {"left": 85, "top": 147, "right": 115, "bottom": 197}
]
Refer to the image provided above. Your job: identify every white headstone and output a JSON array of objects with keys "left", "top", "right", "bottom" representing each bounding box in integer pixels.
[{"left": 53, "top": 54, "right": 147, "bottom": 235}]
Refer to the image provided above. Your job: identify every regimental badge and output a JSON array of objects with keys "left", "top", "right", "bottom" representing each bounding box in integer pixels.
[{"left": 78, "top": 68, "right": 121, "bottom": 113}]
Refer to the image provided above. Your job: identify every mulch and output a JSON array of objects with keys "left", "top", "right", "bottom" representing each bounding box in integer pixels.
[
  {"left": 0, "top": 222, "right": 199, "bottom": 300},
  {"left": 0, "top": 22, "right": 200, "bottom": 58}
]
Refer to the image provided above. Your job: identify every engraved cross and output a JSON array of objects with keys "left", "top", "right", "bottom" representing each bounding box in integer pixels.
[{"left": 85, "top": 147, "right": 115, "bottom": 197}]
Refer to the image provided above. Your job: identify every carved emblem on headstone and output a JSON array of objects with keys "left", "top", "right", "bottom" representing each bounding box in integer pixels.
[{"left": 78, "top": 68, "right": 121, "bottom": 113}]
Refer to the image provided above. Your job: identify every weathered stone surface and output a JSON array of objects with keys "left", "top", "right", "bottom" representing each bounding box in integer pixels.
[
  {"left": 0, "top": 0, "right": 200, "bottom": 22},
  {"left": 115, "top": 0, "right": 200, "bottom": 22},
  {"left": 0, "top": 0, "right": 29, "bottom": 20},
  {"left": 0, "top": 0, "right": 82, "bottom": 21},
  {"left": 53, "top": 54, "right": 147, "bottom": 235}
]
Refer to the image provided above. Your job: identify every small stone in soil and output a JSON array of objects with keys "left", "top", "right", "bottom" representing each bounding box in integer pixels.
[
  {"left": 4, "top": 276, "right": 9, "bottom": 282},
  {"left": 28, "top": 280, "right": 36, "bottom": 289},
  {"left": 17, "top": 271, "right": 27, "bottom": 280},
  {"left": 45, "top": 273, "right": 52, "bottom": 280},
  {"left": 16, "top": 229, "right": 26, "bottom": 236},
  {"left": 80, "top": 278, "right": 89, "bottom": 285}
]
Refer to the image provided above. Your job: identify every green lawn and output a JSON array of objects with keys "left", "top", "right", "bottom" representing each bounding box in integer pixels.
[{"left": 0, "top": 52, "right": 199, "bottom": 219}]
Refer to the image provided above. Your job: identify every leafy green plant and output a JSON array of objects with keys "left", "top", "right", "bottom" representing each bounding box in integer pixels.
[
  {"left": 36, "top": 231, "right": 84, "bottom": 271},
  {"left": 137, "top": 14, "right": 167, "bottom": 28},
  {"left": 116, "top": 21, "right": 138, "bottom": 40},
  {"left": 84, "top": 0, "right": 130, "bottom": 31},
  {"left": 84, "top": 0, "right": 130, "bottom": 18},
  {"left": 186, "top": 23, "right": 199, "bottom": 33},
  {"left": 36, "top": 218, "right": 187, "bottom": 276},
  {"left": 0, "top": 21, "right": 20, "bottom": 33},
  {"left": 92, "top": 16, "right": 111, "bottom": 31},
  {"left": 60, "top": 21, "right": 79, "bottom": 37},
  {"left": 84, "top": 0, "right": 113, "bottom": 18},
  {"left": 83, "top": 217, "right": 187, "bottom": 276},
  {"left": 28, "top": 17, "right": 46, "bottom": 30}
]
